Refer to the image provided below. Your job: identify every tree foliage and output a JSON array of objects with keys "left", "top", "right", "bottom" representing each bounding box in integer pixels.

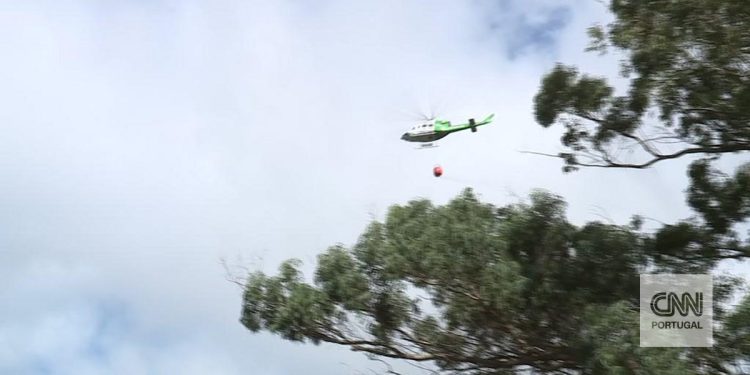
[
  {"left": 527, "top": 2, "right": 750, "bottom": 370},
  {"left": 532, "top": 0, "right": 750, "bottom": 274},
  {"left": 534, "top": 0, "right": 750, "bottom": 172},
  {"left": 532, "top": 0, "right": 750, "bottom": 259},
  {"left": 241, "top": 189, "right": 747, "bottom": 374}
]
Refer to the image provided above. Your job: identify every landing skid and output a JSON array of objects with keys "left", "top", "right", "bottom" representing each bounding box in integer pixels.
[{"left": 416, "top": 143, "right": 438, "bottom": 149}]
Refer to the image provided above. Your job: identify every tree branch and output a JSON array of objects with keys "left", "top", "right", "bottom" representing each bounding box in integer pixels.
[{"left": 523, "top": 143, "right": 750, "bottom": 169}]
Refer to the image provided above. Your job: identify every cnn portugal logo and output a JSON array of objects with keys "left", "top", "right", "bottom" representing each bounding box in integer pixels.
[
  {"left": 650, "top": 292, "right": 703, "bottom": 317},
  {"left": 640, "top": 274, "right": 712, "bottom": 347}
]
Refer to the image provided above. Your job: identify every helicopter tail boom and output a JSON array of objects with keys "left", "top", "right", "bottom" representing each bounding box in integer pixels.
[{"left": 479, "top": 113, "right": 495, "bottom": 125}]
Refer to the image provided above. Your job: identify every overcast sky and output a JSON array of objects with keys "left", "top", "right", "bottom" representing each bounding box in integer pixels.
[{"left": 0, "top": 1, "right": 746, "bottom": 374}]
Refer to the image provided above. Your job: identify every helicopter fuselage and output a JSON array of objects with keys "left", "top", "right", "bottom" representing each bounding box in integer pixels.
[
  {"left": 400, "top": 131, "right": 449, "bottom": 143},
  {"left": 400, "top": 122, "right": 449, "bottom": 143}
]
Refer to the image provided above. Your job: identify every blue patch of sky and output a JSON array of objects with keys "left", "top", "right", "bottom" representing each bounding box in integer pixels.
[
  {"left": 23, "top": 300, "right": 133, "bottom": 374},
  {"left": 83, "top": 300, "right": 132, "bottom": 365},
  {"left": 477, "top": 1, "right": 573, "bottom": 60},
  {"left": 504, "top": 6, "right": 572, "bottom": 59},
  {"left": 29, "top": 362, "right": 53, "bottom": 375}
]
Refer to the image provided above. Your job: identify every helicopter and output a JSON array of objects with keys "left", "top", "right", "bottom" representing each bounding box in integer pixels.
[{"left": 400, "top": 113, "right": 494, "bottom": 148}]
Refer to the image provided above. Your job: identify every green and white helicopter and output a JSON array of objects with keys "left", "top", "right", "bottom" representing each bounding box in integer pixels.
[{"left": 400, "top": 113, "right": 494, "bottom": 148}]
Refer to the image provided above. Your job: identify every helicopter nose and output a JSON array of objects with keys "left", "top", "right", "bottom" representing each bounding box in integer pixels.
[{"left": 401, "top": 133, "right": 408, "bottom": 140}]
